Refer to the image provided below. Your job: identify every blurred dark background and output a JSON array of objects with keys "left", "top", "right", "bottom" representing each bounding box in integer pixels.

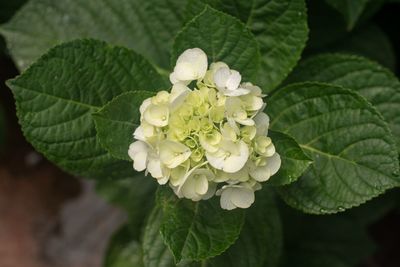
[{"left": 0, "top": 1, "right": 400, "bottom": 267}]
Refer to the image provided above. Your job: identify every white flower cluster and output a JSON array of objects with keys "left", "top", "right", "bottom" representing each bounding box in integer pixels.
[{"left": 128, "top": 48, "right": 281, "bottom": 210}]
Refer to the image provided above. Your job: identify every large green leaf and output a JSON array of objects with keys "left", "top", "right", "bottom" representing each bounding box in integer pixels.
[
  {"left": 157, "top": 187, "right": 245, "bottom": 263},
  {"left": 104, "top": 225, "right": 144, "bottom": 267},
  {"left": 142, "top": 189, "right": 282, "bottom": 267},
  {"left": 267, "top": 130, "right": 312, "bottom": 186},
  {"left": 186, "top": 0, "right": 308, "bottom": 92},
  {"left": 0, "top": 0, "right": 186, "bottom": 70},
  {"left": 279, "top": 205, "right": 375, "bottom": 267},
  {"left": 173, "top": 6, "right": 260, "bottom": 81},
  {"left": 207, "top": 188, "right": 282, "bottom": 267},
  {"left": 96, "top": 174, "right": 157, "bottom": 239},
  {"left": 286, "top": 53, "right": 400, "bottom": 150},
  {"left": 93, "top": 91, "right": 155, "bottom": 161},
  {"left": 142, "top": 206, "right": 177, "bottom": 267},
  {"left": 267, "top": 82, "right": 400, "bottom": 214},
  {"left": 7, "top": 39, "right": 167, "bottom": 179}
]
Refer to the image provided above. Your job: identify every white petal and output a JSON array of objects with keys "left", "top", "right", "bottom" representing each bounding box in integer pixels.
[
  {"left": 172, "top": 48, "right": 208, "bottom": 83},
  {"left": 195, "top": 174, "right": 210, "bottom": 195},
  {"left": 133, "top": 151, "right": 147, "bottom": 171},
  {"left": 230, "top": 186, "right": 255, "bottom": 209},
  {"left": 170, "top": 83, "right": 190, "bottom": 102},
  {"left": 235, "top": 117, "right": 255, "bottom": 126},
  {"left": 169, "top": 72, "right": 179, "bottom": 84},
  {"left": 249, "top": 162, "right": 271, "bottom": 182},
  {"left": 210, "top": 62, "right": 228, "bottom": 74},
  {"left": 202, "top": 182, "right": 217, "bottom": 200},
  {"left": 147, "top": 158, "right": 163, "bottom": 179},
  {"left": 170, "top": 161, "right": 190, "bottom": 186},
  {"left": 158, "top": 176, "right": 170, "bottom": 185},
  {"left": 179, "top": 168, "right": 212, "bottom": 201},
  {"left": 254, "top": 112, "right": 270, "bottom": 136},
  {"left": 264, "top": 144, "right": 276, "bottom": 157},
  {"left": 223, "top": 141, "right": 249, "bottom": 173},
  {"left": 206, "top": 151, "right": 226, "bottom": 170},
  {"left": 224, "top": 88, "right": 251, "bottom": 96},
  {"left": 128, "top": 141, "right": 148, "bottom": 159},
  {"left": 225, "top": 70, "right": 241, "bottom": 91},
  {"left": 214, "top": 67, "right": 230, "bottom": 89},
  {"left": 266, "top": 153, "right": 281, "bottom": 176},
  {"left": 143, "top": 104, "right": 169, "bottom": 127},
  {"left": 241, "top": 82, "right": 265, "bottom": 97},
  {"left": 220, "top": 188, "right": 237, "bottom": 210},
  {"left": 174, "top": 63, "right": 198, "bottom": 81},
  {"left": 170, "top": 84, "right": 190, "bottom": 112},
  {"left": 140, "top": 98, "right": 152, "bottom": 115},
  {"left": 133, "top": 126, "right": 145, "bottom": 141}
]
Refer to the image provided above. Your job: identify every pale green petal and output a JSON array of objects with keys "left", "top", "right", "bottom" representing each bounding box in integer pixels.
[
  {"left": 159, "top": 140, "right": 191, "bottom": 168},
  {"left": 143, "top": 104, "right": 169, "bottom": 127}
]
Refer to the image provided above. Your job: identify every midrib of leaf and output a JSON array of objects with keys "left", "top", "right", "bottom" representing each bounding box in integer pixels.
[
  {"left": 179, "top": 203, "right": 200, "bottom": 261},
  {"left": 270, "top": 92, "right": 351, "bottom": 128},
  {"left": 299, "top": 144, "right": 394, "bottom": 184},
  {"left": 10, "top": 83, "right": 99, "bottom": 110},
  {"left": 245, "top": 0, "right": 256, "bottom": 27}
]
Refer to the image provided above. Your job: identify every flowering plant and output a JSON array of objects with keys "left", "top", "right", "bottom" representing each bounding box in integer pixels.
[
  {"left": 2, "top": 0, "right": 400, "bottom": 266},
  {"left": 129, "top": 48, "right": 280, "bottom": 209}
]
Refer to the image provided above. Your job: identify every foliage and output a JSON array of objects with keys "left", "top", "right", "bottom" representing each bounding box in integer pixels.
[{"left": 1, "top": 0, "right": 400, "bottom": 266}]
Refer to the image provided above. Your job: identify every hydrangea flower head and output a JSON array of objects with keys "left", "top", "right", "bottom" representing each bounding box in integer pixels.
[{"left": 128, "top": 48, "right": 281, "bottom": 210}]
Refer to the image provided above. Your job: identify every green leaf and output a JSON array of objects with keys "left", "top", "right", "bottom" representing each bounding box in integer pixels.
[
  {"left": 279, "top": 206, "right": 375, "bottom": 267},
  {"left": 142, "top": 189, "right": 282, "bottom": 267},
  {"left": 142, "top": 205, "right": 176, "bottom": 267},
  {"left": 207, "top": 188, "right": 283, "bottom": 267},
  {"left": 325, "top": 0, "right": 370, "bottom": 30},
  {"left": 267, "top": 130, "right": 312, "bottom": 186},
  {"left": 93, "top": 91, "right": 155, "bottom": 161},
  {"left": 104, "top": 225, "right": 144, "bottom": 267},
  {"left": 267, "top": 82, "right": 400, "bottom": 214},
  {"left": 0, "top": 0, "right": 186, "bottom": 70},
  {"left": 157, "top": 187, "right": 245, "bottom": 263},
  {"left": 7, "top": 39, "right": 167, "bottom": 179},
  {"left": 173, "top": 6, "right": 260, "bottom": 81},
  {"left": 286, "top": 53, "right": 400, "bottom": 150},
  {"left": 186, "top": 0, "right": 308, "bottom": 93},
  {"left": 96, "top": 174, "right": 157, "bottom": 239}
]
